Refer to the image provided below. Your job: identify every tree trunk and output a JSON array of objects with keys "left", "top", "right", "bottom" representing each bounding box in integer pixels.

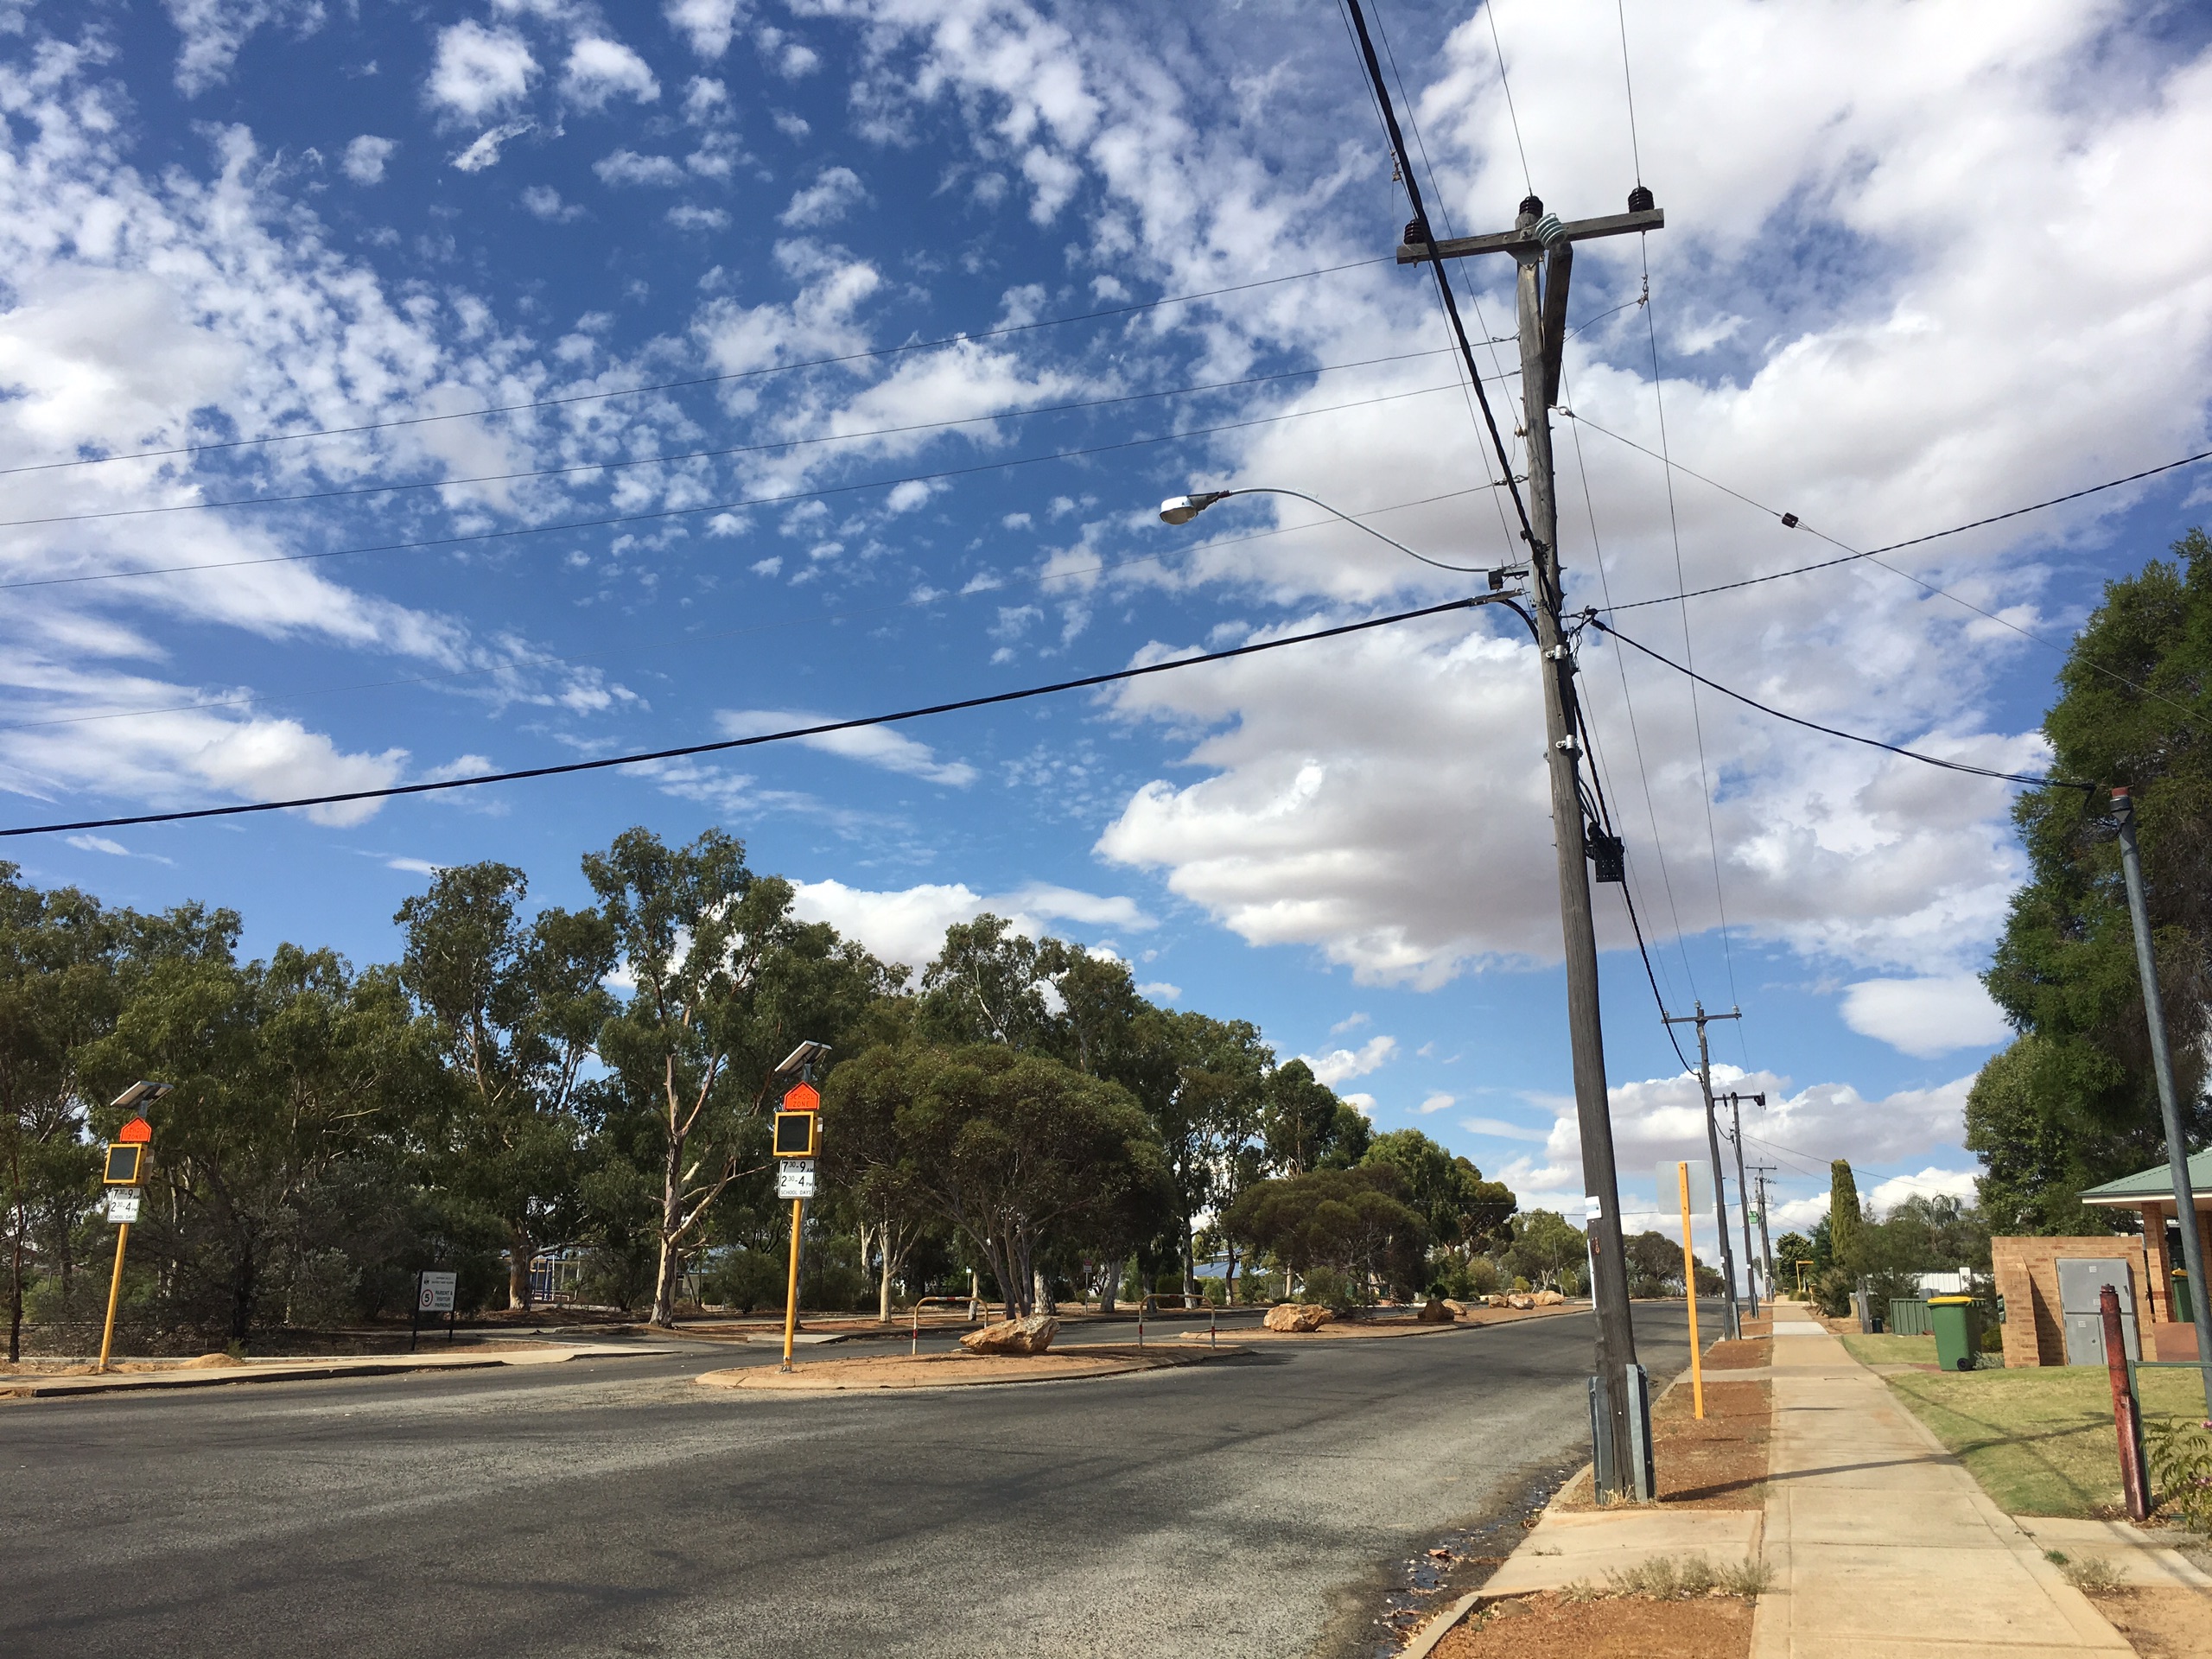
[
  {"left": 507, "top": 1225, "right": 536, "bottom": 1311},
  {"left": 1183, "top": 1221, "right": 1199, "bottom": 1302},
  {"left": 650, "top": 1120, "right": 687, "bottom": 1326},
  {"left": 7, "top": 1135, "right": 23, "bottom": 1364},
  {"left": 1224, "top": 1241, "right": 1238, "bottom": 1312}
]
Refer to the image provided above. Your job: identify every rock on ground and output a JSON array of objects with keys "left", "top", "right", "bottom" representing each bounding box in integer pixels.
[
  {"left": 960, "top": 1314, "right": 1059, "bottom": 1355},
  {"left": 1263, "top": 1303, "right": 1334, "bottom": 1332},
  {"left": 1418, "top": 1299, "right": 1458, "bottom": 1324}
]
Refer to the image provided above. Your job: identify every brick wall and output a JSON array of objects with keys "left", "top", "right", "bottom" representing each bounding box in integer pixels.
[{"left": 1988, "top": 1236, "right": 2154, "bottom": 1368}]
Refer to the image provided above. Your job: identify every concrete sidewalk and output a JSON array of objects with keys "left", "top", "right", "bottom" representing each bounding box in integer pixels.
[{"left": 1751, "top": 1302, "right": 2127, "bottom": 1656}]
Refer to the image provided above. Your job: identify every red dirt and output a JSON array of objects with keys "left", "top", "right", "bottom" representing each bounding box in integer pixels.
[{"left": 1433, "top": 1592, "right": 1753, "bottom": 1658}]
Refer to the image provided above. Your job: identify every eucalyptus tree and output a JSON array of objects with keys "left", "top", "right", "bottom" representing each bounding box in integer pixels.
[
  {"left": 823, "top": 1041, "right": 1172, "bottom": 1319},
  {"left": 584, "top": 827, "right": 894, "bottom": 1325},
  {"left": 397, "top": 862, "right": 617, "bottom": 1308}
]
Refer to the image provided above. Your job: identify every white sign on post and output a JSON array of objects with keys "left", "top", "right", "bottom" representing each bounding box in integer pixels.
[
  {"left": 1656, "top": 1159, "right": 1714, "bottom": 1217},
  {"left": 105, "top": 1191, "right": 141, "bottom": 1224},
  {"left": 417, "top": 1270, "right": 457, "bottom": 1313},
  {"left": 776, "top": 1161, "right": 817, "bottom": 1199}
]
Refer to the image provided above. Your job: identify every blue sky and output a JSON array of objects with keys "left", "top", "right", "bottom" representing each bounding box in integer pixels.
[{"left": 3, "top": 0, "right": 2210, "bottom": 1264}]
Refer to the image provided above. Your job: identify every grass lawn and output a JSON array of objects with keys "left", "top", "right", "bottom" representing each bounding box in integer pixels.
[
  {"left": 1882, "top": 1363, "right": 2212, "bottom": 1518},
  {"left": 1839, "top": 1332, "right": 1943, "bottom": 1367}
]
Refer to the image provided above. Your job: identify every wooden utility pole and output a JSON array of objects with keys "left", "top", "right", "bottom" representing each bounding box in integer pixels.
[
  {"left": 1395, "top": 183, "right": 1662, "bottom": 1497},
  {"left": 1664, "top": 1003, "right": 1742, "bottom": 1338},
  {"left": 1750, "top": 1166, "right": 1779, "bottom": 1305},
  {"left": 1720, "top": 1091, "right": 1764, "bottom": 1317}
]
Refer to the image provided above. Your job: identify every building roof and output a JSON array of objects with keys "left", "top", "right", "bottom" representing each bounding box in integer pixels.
[{"left": 2081, "top": 1147, "right": 2212, "bottom": 1208}]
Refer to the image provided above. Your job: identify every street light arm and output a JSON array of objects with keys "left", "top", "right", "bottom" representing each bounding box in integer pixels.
[{"left": 1160, "top": 486, "right": 1503, "bottom": 576}]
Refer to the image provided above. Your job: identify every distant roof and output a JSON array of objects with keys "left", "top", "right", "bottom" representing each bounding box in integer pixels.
[{"left": 2081, "top": 1147, "right": 2212, "bottom": 1208}]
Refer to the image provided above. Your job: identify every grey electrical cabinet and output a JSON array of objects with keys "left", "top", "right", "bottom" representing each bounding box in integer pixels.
[{"left": 2056, "top": 1256, "right": 2140, "bottom": 1366}]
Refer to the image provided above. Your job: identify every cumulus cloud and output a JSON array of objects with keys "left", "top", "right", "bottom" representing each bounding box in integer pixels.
[
  {"left": 1840, "top": 975, "right": 2013, "bottom": 1058},
  {"left": 341, "top": 135, "right": 396, "bottom": 184},
  {"left": 665, "top": 0, "right": 744, "bottom": 59},
  {"left": 427, "top": 22, "right": 538, "bottom": 123},
  {"left": 563, "top": 37, "right": 660, "bottom": 109},
  {"left": 1299, "top": 1033, "right": 1397, "bottom": 1087},
  {"left": 715, "top": 709, "right": 976, "bottom": 786},
  {"left": 789, "top": 877, "right": 1149, "bottom": 971},
  {"left": 451, "top": 121, "right": 533, "bottom": 174},
  {"left": 779, "top": 166, "right": 866, "bottom": 228},
  {"left": 594, "top": 149, "right": 686, "bottom": 187}
]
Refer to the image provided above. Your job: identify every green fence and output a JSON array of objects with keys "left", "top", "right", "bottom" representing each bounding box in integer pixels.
[{"left": 1888, "top": 1297, "right": 1934, "bottom": 1336}]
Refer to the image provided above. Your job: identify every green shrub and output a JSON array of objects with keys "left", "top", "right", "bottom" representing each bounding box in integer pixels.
[
  {"left": 1300, "top": 1267, "right": 1355, "bottom": 1312},
  {"left": 2149, "top": 1417, "right": 2212, "bottom": 1534},
  {"left": 1812, "top": 1268, "right": 1855, "bottom": 1319},
  {"left": 707, "top": 1249, "right": 787, "bottom": 1315}
]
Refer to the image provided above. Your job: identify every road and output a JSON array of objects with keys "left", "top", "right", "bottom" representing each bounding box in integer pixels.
[{"left": 3, "top": 1304, "right": 1700, "bottom": 1659}]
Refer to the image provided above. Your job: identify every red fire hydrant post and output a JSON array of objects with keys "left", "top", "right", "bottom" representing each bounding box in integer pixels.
[{"left": 2103, "top": 1282, "right": 2150, "bottom": 1522}]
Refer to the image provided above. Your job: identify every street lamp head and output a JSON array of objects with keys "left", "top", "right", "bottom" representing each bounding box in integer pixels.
[{"left": 1158, "top": 490, "right": 1230, "bottom": 526}]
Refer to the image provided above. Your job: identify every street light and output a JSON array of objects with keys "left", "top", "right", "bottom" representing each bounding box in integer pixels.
[{"left": 1158, "top": 486, "right": 1518, "bottom": 583}]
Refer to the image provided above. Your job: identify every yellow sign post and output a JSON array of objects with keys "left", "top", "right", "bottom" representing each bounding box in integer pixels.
[
  {"left": 1678, "top": 1160, "right": 1704, "bottom": 1421},
  {"left": 772, "top": 1047, "right": 829, "bottom": 1374},
  {"left": 95, "top": 1081, "right": 172, "bottom": 1375}
]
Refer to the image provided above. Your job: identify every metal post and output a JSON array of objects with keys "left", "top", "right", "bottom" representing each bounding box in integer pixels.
[
  {"left": 410, "top": 1269, "right": 422, "bottom": 1353},
  {"left": 96, "top": 1222, "right": 130, "bottom": 1375},
  {"left": 2111, "top": 786, "right": 2212, "bottom": 1414}
]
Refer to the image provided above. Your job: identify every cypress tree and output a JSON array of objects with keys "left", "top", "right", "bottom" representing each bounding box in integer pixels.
[{"left": 1829, "top": 1160, "right": 1863, "bottom": 1272}]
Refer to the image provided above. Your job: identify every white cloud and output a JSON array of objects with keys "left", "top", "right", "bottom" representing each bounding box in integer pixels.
[
  {"left": 427, "top": 22, "right": 538, "bottom": 123},
  {"left": 1486, "top": 1063, "right": 1975, "bottom": 1225},
  {"left": 1415, "top": 1092, "right": 1453, "bottom": 1115},
  {"left": 1138, "top": 981, "right": 1182, "bottom": 1001},
  {"left": 563, "top": 37, "right": 660, "bottom": 109},
  {"left": 1459, "top": 1115, "right": 1551, "bottom": 1143},
  {"left": 164, "top": 0, "right": 326, "bottom": 96},
  {"left": 594, "top": 149, "right": 686, "bottom": 188},
  {"left": 521, "top": 184, "right": 581, "bottom": 220},
  {"left": 1300, "top": 1033, "right": 1397, "bottom": 1087},
  {"left": 1866, "top": 1166, "right": 1981, "bottom": 1216},
  {"left": 341, "top": 135, "right": 396, "bottom": 185},
  {"left": 451, "top": 121, "right": 533, "bottom": 174},
  {"left": 779, "top": 166, "right": 866, "bottom": 228},
  {"left": 668, "top": 205, "right": 730, "bottom": 232},
  {"left": 1840, "top": 975, "right": 2013, "bottom": 1058},
  {"left": 666, "top": 0, "right": 744, "bottom": 59},
  {"left": 715, "top": 709, "right": 976, "bottom": 786},
  {"left": 789, "top": 878, "right": 1148, "bottom": 971},
  {"left": 386, "top": 857, "right": 442, "bottom": 876}
]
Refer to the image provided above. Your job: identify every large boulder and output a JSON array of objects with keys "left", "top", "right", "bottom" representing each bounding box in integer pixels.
[
  {"left": 1264, "top": 1302, "right": 1334, "bottom": 1332},
  {"left": 1532, "top": 1288, "right": 1565, "bottom": 1307},
  {"left": 1417, "top": 1298, "right": 1458, "bottom": 1324},
  {"left": 960, "top": 1314, "right": 1059, "bottom": 1355}
]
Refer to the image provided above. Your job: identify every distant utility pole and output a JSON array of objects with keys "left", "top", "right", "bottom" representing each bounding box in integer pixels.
[
  {"left": 1719, "top": 1092, "right": 1765, "bottom": 1319},
  {"left": 1750, "top": 1166, "right": 1779, "bottom": 1306},
  {"left": 1382, "top": 90, "right": 1663, "bottom": 1491},
  {"left": 1664, "top": 1003, "right": 1742, "bottom": 1338}
]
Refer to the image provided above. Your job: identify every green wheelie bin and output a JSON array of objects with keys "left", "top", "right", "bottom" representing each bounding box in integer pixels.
[{"left": 1928, "top": 1294, "right": 1982, "bottom": 1371}]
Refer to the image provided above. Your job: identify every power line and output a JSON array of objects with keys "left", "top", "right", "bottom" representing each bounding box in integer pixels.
[
  {"left": 0, "top": 257, "right": 1398, "bottom": 480},
  {"left": 0, "top": 378, "right": 1475, "bottom": 594},
  {"left": 1612, "top": 0, "right": 1646, "bottom": 185},
  {"left": 0, "top": 595, "right": 1497, "bottom": 838},
  {"left": 0, "top": 348, "right": 1465, "bottom": 531},
  {"left": 1571, "top": 421, "right": 2212, "bottom": 616},
  {"left": 0, "top": 483, "right": 1502, "bottom": 734},
  {"left": 1482, "top": 1, "right": 1535, "bottom": 195},
  {"left": 1586, "top": 614, "right": 2094, "bottom": 791}
]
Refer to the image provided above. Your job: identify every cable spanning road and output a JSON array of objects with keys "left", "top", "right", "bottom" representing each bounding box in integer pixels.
[{"left": 3, "top": 1305, "right": 1697, "bottom": 1659}]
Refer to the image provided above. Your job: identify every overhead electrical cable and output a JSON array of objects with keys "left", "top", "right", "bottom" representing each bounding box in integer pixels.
[
  {"left": 1586, "top": 615, "right": 2095, "bottom": 792},
  {"left": 0, "top": 257, "right": 1401, "bottom": 480},
  {"left": 1565, "top": 416, "right": 2212, "bottom": 733},
  {"left": 0, "top": 483, "right": 1501, "bottom": 734},
  {"left": 0, "top": 379, "right": 1476, "bottom": 594},
  {"left": 0, "top": 595, "right": 1496, "bottom": 838},
  {"left": 1342, "top": 0, "right": 1535, "bottom": 551},
  {"left": 0, "top": 348, "right": 1479, "bottom": 531},
  {"left": 1369, "top": 1, "right": 1528, "bottom": 563}
]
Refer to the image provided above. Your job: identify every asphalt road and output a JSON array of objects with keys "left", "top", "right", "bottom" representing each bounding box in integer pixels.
[{"left": 3, "top": 1304, "right": 1700, "bottom": 1659}]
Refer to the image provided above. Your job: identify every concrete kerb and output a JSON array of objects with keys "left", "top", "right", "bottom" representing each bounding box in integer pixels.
[
  {"left": 4, "top": 1343, "right": 650, "bottom": 1399},
  {"left": 698, "top": 1340, "right": 1252, "bottom": 1394}
]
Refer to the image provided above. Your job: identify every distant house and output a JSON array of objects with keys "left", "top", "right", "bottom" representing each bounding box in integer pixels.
[{"left": 1989, "top": 1148, "right": 2209, "bottom": 1367}]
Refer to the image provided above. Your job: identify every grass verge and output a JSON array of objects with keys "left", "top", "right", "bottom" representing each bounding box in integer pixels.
[{"left": 1880, "top": 1363, "right": 2211, "bottom": 1517}]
